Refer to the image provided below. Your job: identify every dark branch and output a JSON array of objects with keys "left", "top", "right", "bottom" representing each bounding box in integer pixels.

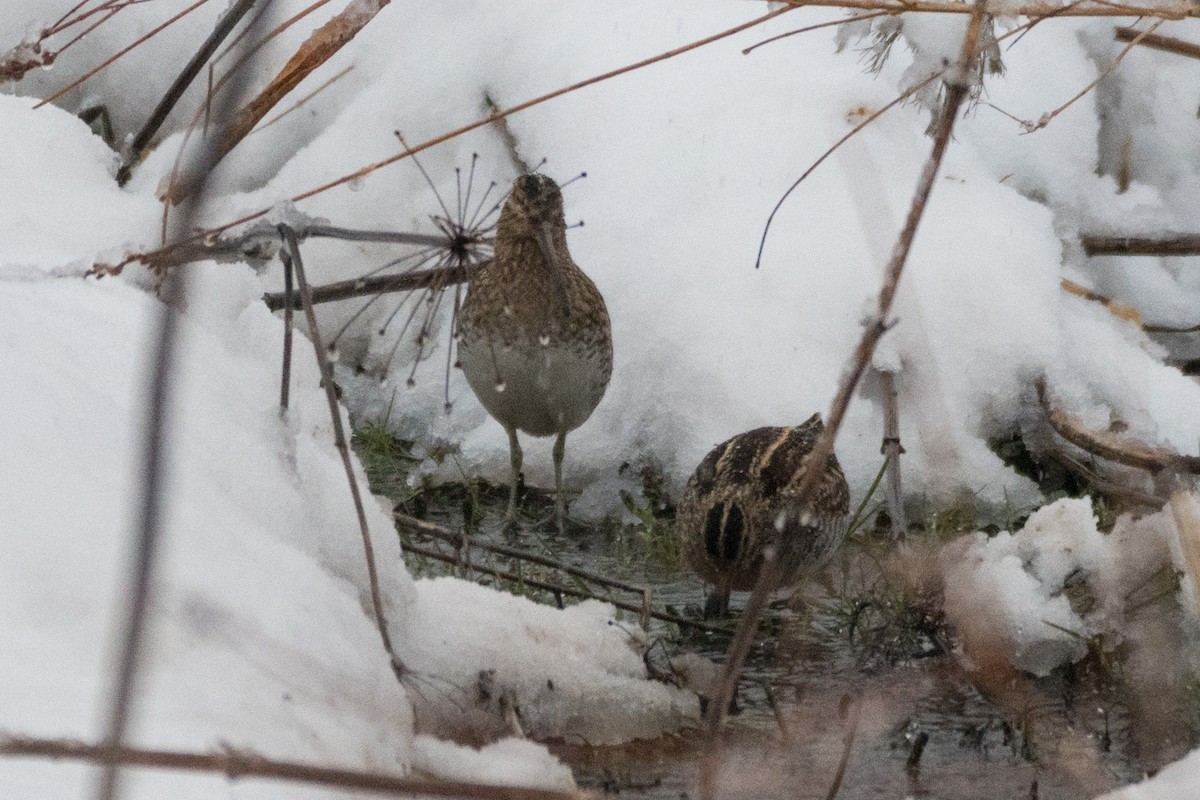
[
  {"left": 263, "top": 262, "right": 479, "bottom": 311},
  {"left": 117, "top": 0, "right": 259, "bottom": 185},
  {"left": 1081, "top": 233, "right": 1200, "bottom": 256}
]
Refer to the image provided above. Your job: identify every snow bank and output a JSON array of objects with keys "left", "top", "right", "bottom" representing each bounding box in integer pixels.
[
  {"left": 1095, "top": 747, "right": 1200, "bottom": 800},
  {"left": 0, "top": 83, "right": 697, "bottom": 797},
  {"left": 405, "top": 578, "right": 699, "bottom": 745},
  {"left": 940, "top": 497, "right": 1187, "bottom": 676},
  {"left": 12, "top": 3, "right": 1200, "bottom": 523},
  {"left": 92, "top": 3, "right": 1200, "bottom": 522},
  {"left": 0, "top": 273, "right": 417, "bottom": 798}
]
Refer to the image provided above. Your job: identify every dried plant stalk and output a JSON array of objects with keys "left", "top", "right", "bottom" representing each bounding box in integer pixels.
[
  {"left": 1168, "top": 492, "right": 1200, "bottom": 622},
  {"left": 263, "top": 262, "right": 478, "bottom": 311},
  {"left": 278, "top": 224, "right": 397, "bottom": 664},
  {"left": 1082, "top": 233, "right": 1200, "bottom": 255},
  {"left": 94, "top": 5, "right": 267, "bottom": 799},
  {"left": 1037, "top": 378, "right": 1200, "bottom": 473},
  {"left": 0, "top": 735, "right": 583, "bottom": 800},
  {"left": 699, "top": 1, "right": 993, "bottom": 797},
  {"left": 215, "top": 0, "right": 390, "bottom": 165}
]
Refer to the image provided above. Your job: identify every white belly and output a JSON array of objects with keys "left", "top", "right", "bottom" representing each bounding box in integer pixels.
[{"left": 458, "top": 339, "right": 608, "bottom": 437}]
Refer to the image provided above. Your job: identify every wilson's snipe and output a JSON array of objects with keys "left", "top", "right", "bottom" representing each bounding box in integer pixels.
[
  {"left": 676, "top": 414, "right": 850, "bottom": 617},
  {"left": 456, "top": 174, "right": 612, "bottom": 531}
]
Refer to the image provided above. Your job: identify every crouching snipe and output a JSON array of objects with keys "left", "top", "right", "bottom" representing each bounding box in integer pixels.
[{"left": 677, "top": 414, "right": 850, "bottom": 617}]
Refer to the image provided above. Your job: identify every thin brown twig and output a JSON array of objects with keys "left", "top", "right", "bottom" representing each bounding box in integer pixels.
[
  {"left": 35, "top": 0, "right": 213, "bottom": 109},
  {"left": 754, "top": 71, "right": 941, "bottom": 267},
  {"left": 1144, "top": 321, "right": 1200, "bottom": 333},
  {"left": 754, "top": 2, "right": 1084, "bottom": 265},
  {"left": 1036, "top": 378, "right": 1200, "bottom": 473},
  {"left": 1, "top": 735, "right": 584, "bottom": 800},
  {"left": 878, "top": 370, "right": 906, "bottom": 538},
  {"left": 1004, "top": 0, "right": 1090, "bottom": 51},
  {"left": 396, "top": 513, "right": 649, "bottom": 595},
  {"left": 46, "top": 0, "right": 141, "bottom": 37},
  {"left": 212, "top": 0, "right": 391, "bottom": 172},
  {"left": 700, "top": 2, "right": 991, "bottom": 798},
  {"left": 50, "top": 7, "right": 121, "bottom": 61},
  {"left": 1019, "top": 19, "right": 1165, "bottom": 133},
  {"left": 824, "top": 695, "right": 863, "bottom": 800},
  {"left": 278, "top": 224, "right": 397, "bottom": 665},
  {"left": 120, "top": 1, "right": 803, "bottom": 266},
  {"left": 47, "top": 0, "right": 95, "bottom": 35},
  {"left": 1115, "top": 24, "right": 1200, "bottom": 58},
  {"left": 784, "top": 0, "right": 1187, "bottom": 15},
  {"left": 136, "top": 221, "right": 455, "bottom": 272},
  {"left": 246, "top": 63, "right": 355, "bottom": 137},
  {"left": 156, "top": 0, "right": 337, "bottom": 218},
  {"left": 742, "top": 10, "right": 893, "bottom": 55},
  {"left": 280, "top": 248, "right": 293, "bottom": 409},
  {"left": 401, "top": 541, "right": 730, "bottom": 635}
]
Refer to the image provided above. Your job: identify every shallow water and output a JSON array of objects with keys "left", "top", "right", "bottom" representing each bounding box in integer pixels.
[{"left": 396, "top": 493, "right": 1195, "bottom": 799}]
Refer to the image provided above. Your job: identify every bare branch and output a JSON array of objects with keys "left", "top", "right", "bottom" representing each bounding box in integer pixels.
[
  {"left": 1115, "top": 24, "right": 1200, "bottom": 59},
  {"left": 1081, "top": 233, "right": 1200, "bottom": 256},
  {"left": 878, "top": 370, "right": 907, "bottom": 538},
  {"left": 0, "top": 735, "right": 583, "bottom": 800},
  {"left": 397, "top": 513, "right": 655, "bottom": 597},
  {"left": 131, "top": 222, "right": 456, "bottom": 272},
  {"left": 1036, "top": 378, "right": 1200, "bottom": 473},
  {"left": 278, "top": 224, "right": 397, "bottom": 665},
  {"left": 116, "top": 1, "right": 802, "bottom": 262},
  {"left": 824, "top": 695, "right": 863, "bottom": 800},
  {"left": 787, "top": 0, "right": 1188, "bottom": 15},
  {"left": 263, "top": 262, "right": 478, "bottom": 311},
  {"left": 35, "top": 0, "right": 213, "bottom": 110},
  {"left": 402, "top": 540, "right": 729, "bottom": 635},
  {"left": 700, "top": 2, "right": 992, "bottom": 797},
  {"left": 1018, "top": 20, "right": 1165, "bottom": 133}
]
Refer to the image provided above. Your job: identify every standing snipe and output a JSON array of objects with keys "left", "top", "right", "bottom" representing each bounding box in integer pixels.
[
  {"left": 456, "top": 173, "right": 613, "bottom": 531},
  {"left": 676, "top": 414, "right": 850, "bottom": 617}
]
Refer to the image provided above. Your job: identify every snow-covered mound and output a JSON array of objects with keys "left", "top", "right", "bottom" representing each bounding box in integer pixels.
[
  {"left": 0, "top": 90, "right": 696, "bottom": 798},
  {"left": 10, "top": 2, "right": 1200, "bottom": 796}
]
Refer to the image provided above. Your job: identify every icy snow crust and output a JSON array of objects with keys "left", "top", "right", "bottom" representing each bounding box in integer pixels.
[{"left": 7, "top": 1, "right": 1200, "bottom": 797}]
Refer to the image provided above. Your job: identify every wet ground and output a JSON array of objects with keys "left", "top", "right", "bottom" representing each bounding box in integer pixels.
[{"left": 388, "top": 481, "right": 1196, "bottom": 800}]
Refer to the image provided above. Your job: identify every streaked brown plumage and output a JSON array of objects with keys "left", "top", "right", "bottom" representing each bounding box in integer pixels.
[
  {"left": 676, "top": 414, "right": 850, "bottom": 617},
  {"left": 456, "top": 174, "right": 612, "bottom": 530}
]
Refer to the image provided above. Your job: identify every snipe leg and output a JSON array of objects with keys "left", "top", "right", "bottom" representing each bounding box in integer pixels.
[
  {"left": 553, "top": 431, "right": 567, "bottom": 534},
  {"left": 505, "top": 426, "right": 523, "bottom": 525},
  {"left": 703, "top": 581, "right": 731, "bottom": 619}
]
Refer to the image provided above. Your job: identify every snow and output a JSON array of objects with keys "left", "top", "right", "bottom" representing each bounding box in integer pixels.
[
  {"left": 940, "top": 497, "right": 1192, "bottom": 676},
  {"left": 0, "top": 78, "right": 693, "bottom": 797},
  {"left": 8, "top": 0, "right": 1200, "bottom": 796},
  {"left": 406, "top": 578, "right": 698, "bottom": 746}
]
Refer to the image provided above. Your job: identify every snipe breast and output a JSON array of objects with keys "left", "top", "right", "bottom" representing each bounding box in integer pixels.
[
  {"left": 456, "top": 173, "right": 613, "bottom": 529},
  {"left": 676, "top": 414, "right": 850, "bottom": 617}
]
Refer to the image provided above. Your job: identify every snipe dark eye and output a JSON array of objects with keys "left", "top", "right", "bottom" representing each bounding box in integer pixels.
[{"left": 519, "top": 175, "right": 541, "bottom": 197}]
